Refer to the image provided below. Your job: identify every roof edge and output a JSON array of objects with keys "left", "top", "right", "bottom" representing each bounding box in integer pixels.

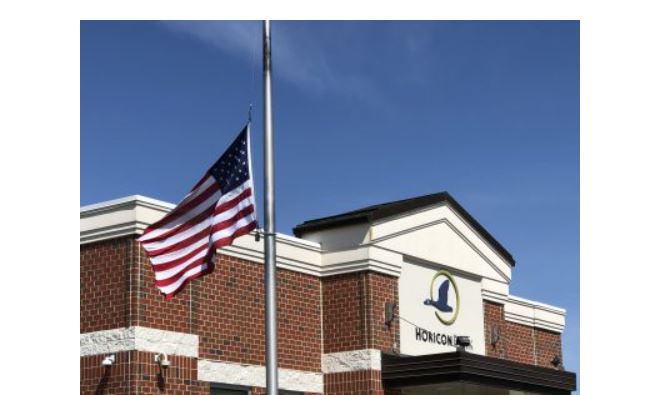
[
  {"left": 80, "top": 195, "right": 175, "bottom": 215},
  {"left": 293, "top": 192, "right": 515, "bottom": 266}
]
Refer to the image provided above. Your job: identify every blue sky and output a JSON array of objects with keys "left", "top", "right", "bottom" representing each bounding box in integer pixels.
[{"left": 81, "top": 20, "right": 579, "bottom": 387}]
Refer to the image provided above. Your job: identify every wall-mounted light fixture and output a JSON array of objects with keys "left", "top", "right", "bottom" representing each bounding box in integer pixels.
[
  {"left": 490, "top": 325, "right": 501, "bottom": 347},
  {"left": 551, "top": 355, "right": 562, "bottom": 369},
  {"left": 154, "top": 353, "right": 170, "bottom": 368},
  {"left": 101, "top": 355, "right": 115, "bottom": 367},
  {"left": 456, "top": 336, "right": 471, "bottom": 352},
  {"left": 384, "top": 302, "right": 396, "bottom": 325}
]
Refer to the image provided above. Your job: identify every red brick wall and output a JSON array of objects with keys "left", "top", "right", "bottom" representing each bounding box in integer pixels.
[
  {"left": 81, "top": 352, "right": 131, "bottom": 394},
  {"left": 81, "top": 234, "right": 566, "bottom": 394},
  {"left": 322, "top": 272, "right": 399, "bottom": 354},
  {"left": 366, "top": 272, "right": 399, "bottom": 352},
  {"left": 81, "top": 351, "right": 322, "bottom": 395},
  {"left": 135, "top": 242, "right": 197, "bottom": 334},
  {"left": 135, "top": 239, "right": 322, "bottom": 372},
  {"left": 80, "top": 237, "right": 134, "bottom": 333},
  {"left": 322, "top": 273, "right": 365, "bottom": 353},
  {"left": 82, "top": 237, "right": 323, "bottom": 393},
  {"left": 534, "top": 326, "right": 563, "bottom": 368},
  {"left": 324, "top": 370, "right": 384, "bottom": 395},
  {"left": 195, "top": 253, "right": 322, "bottom": 371},
  {"left": 319, "top": 272, "right": 399, "bottom": 394},
  {"left": 483, "top": 300, "right": 562, "bottom": 369},
  {"left": 251, "top": 390, "right": 320, "bottom": 395},
  {"left": 81, "top": 351, "right": 207, "bottom": 394}
]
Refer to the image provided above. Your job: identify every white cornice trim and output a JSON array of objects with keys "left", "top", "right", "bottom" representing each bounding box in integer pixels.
[
  {"left": 228, "top": 242, "right": 404, "bottom": 278},
  {"left": 80, "top": 195, "right": 405, "bottom": 278},
  {"left": 482, "top": 291, "right": 566, "bottom": 333},
  {"left": 321, "top": 245, "right": 402, "bottom": 277},
  {"left": 80, "top": 222, "right": 143, "bottom": 244},
  {"left": 80, "top": 195, "right": 326, "bottom": 277},
  {"left": 198, "top": 359, "right": 323, "bottom": 393},
  {"left": 274, "top": 232, "right": 321, "bottom": 249},
  {"left": 481, "top": 289, "right": 509, "bottom": 304},
  {"left": 80, "top": 195, "right": 174, "bottom": 245},
  {"left": 80, "top": 326, "right": 198, "bottom": 357},
  {"left": 507, "top": 295, "right": 566, "bottom": 314},
  {"left": 322, "top": 349, "right": 382, "bottom": 373},
  {"left": 503, "top": 311, "right": 565, "bottom": 333},
  {"left": 219, "top": 237, "right": 323, "bottom": 278},
  {"left": 78, "top": 196, "right": 559, "bottom": 302},
  {"left": 81, "top": 195, "right": 175, "bottom": 215},
  {"left": 402, "top": 253, "right": 484, "bottom": 281}
]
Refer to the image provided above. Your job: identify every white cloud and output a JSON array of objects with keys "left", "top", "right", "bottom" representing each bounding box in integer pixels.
[{"left": 158, "top": 21, "right": 381, "bottom": 102}]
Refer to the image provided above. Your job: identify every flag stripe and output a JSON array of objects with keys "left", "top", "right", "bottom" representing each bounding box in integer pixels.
[
  {"left": 141, "top": 176, "right": 217, "bottom": 237},
  {"left": 154, "top": 248, "right": 209, "bottom": 281},
  {"left": 155, "top": 255, "right": 208, "bottom": 286},
  {"left": 144, "top": 189, "right": 254, "bottom": 252},
  {"left": 150, "top": 237, "right": 209, "bottom": 265},
  {"left": 211, "top": 214, "right": 257, "bottom": 244},
  {"left": 189, "top": 171, "right": 215, "bottom": 194},
  {"left": 213, "top": 193, "right": 254, "bottom": 223},
  {"left": 161, "top": 262, "right": 213, "bottom": 298},
  {"left": 180, "top": 175, "right": 217, "bottom": 206},
  {"left": 214, "top": 185, "right": 253, "bottom": 214},
  {"left": 141, "top": 181, "right": 219, "bottom": 240},
  {"left": 152, "top": 243, "right": 209, "bottom": 271},
  {"left": 212, "top": 221, "right": 257, "bottom": 249},
  {"left": 161, "top": 180, "right": 219, "bottom": 221},
  {"left": 141, "top": 181, "right": 218, "bottom": 241},
  {"left": 141, "top": 189, "right": 221, "bottom": 242},
  {"left": 141, "top": 215, "right": 213, "bottom": 251},
  {"left": 154, "top": 206, "right": 256, "bottom": 285},
  {"left": 212, "top": 205, "right": 255, "bottom": 234},
  {"left": 138, "top": 126, "right": 257, "bottom": 300},
  {"left": 140, "top": 205, "right": 216, "bottom": 246},
  {"left": 146, "top": 224, "right": 213, "bottom": 257}
]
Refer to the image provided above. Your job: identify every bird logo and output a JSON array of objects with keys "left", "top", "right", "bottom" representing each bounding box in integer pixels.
[{"left": 423, "top": 269, "right": 460, "bottom": 325}]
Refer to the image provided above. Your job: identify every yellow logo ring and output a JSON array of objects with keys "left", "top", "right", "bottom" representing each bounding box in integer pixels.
[{"left": 430, "top": 269, "right": 460, "bottom": 325}]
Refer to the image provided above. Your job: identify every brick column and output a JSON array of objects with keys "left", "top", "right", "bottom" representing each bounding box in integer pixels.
[
  {"left": 81, "top": 238, "right": 324, "bottom": 394},
  {"left": 483, "top": 300, "right": 563, "bottom": 369},
  {"left": 321, "top": 271, "right": 399, "bottom": 395}
]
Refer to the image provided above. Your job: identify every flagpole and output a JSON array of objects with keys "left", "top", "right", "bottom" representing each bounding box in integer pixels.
[{"left": 263, "top": 20, "right": 279, "bottom": 395}]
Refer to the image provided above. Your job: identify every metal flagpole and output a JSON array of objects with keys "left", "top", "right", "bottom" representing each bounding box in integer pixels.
[{"left": 263, "top": 20, "right": 279, "bottom": 395}]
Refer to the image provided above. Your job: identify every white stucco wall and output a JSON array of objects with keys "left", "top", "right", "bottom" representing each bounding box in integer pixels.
[
  {"left": 373, "top": 204, "right": 512, "bottom": 283},
  {"left": 301, "top": 223, "right": 370, "bottom": 251},
  {"left": 398, "top": 259, "right": 486, "bottom": 356}
]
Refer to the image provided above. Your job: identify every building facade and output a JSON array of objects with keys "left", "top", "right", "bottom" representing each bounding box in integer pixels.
[{"left": 80, "top": 192, "right": 576, "bottom": 394}]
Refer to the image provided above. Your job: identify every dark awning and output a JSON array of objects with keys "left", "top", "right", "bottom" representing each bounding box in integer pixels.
[{"left": 382, "top": 351, "right": 576, "bottom": 395}]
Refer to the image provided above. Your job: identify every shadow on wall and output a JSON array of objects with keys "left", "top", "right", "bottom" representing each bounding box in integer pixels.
[
  {"left": 94, "top": 369, "right": 109, "bottom": 395},
  {"left": 158, "top": 370, "right": 166, "bottom": 392}
]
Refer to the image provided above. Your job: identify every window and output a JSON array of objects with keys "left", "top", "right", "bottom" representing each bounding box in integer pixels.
[
  {"left": 210, "top": 383, "right": 303, "bottom": 395},
  {"left": 210, "top": 383, "right": 250, "bottom": 395}
]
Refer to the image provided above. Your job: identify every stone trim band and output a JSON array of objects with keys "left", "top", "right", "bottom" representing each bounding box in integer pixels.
[
  {"left": 80, "top": 326, "right": 198, "bottom": 357},
  {"left": 198, "top": 359, "right": 323, "bottom": 393},
  {"left": 321, "top": 349, "right": 382, "bottom": 373}
]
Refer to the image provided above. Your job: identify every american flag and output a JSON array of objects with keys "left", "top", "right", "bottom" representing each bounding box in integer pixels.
[{"left": 138, "top": 126, "right": 258, "bottom": 300}]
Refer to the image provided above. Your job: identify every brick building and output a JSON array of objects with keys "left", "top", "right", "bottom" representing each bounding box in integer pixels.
[{"left": 80, "top": 192, "right": 576, "bottom": 394}]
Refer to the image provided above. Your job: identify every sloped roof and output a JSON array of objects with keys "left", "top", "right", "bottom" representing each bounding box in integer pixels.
[{"left": 293, "top": 192, "right": 515, "bottom": 266}]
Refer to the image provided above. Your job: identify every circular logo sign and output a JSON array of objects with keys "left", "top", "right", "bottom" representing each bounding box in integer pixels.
[{"left": 423, "top": 269, "right": 460, "bottom": 325}]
